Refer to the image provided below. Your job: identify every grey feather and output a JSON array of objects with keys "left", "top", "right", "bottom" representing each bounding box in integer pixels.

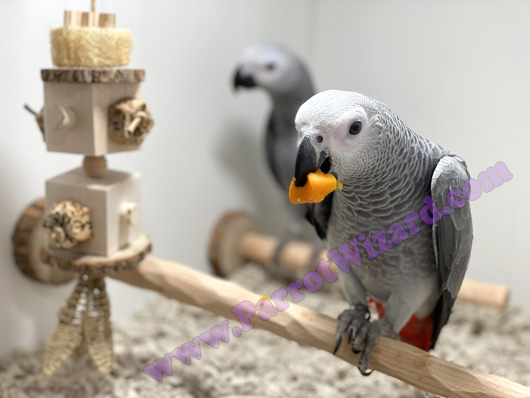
[{"left": 430, "top": 156, "right": 473, "bottom": 346}]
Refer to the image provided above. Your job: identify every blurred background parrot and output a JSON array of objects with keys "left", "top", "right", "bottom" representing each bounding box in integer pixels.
[{"left": 233, "top": 43, "right": 320, "bottom": 263}]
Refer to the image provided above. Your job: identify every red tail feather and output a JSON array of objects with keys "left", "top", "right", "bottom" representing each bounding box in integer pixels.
[{"left": 371, "top": 300, "right": 434, "bottom": 351}]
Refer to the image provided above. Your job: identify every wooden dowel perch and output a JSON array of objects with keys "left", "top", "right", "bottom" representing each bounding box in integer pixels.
[
  {"left": 209, "top": 212, "right": 510, "bottom": 309},
  {"left": 110, "top": 256, "right": 530, "bottom": 398}
]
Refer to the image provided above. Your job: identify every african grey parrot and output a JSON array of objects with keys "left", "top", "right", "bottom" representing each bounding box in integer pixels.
[
  {"left": 292, "top": 90, "right": 473, "bottom": 375},
  {"left": 233, "top": 43, "right": 317, "bottom": 259}
]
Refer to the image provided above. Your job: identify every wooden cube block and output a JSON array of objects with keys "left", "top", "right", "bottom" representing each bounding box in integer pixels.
[
  {"left": 45, "top": 167, "right": 141, "bottom": 256},
  {"left": 43, "top": 82, "right": 141, "bottom": 156},
  {"left": 42, "top": 68, "right": 147, "bottom": 156}
]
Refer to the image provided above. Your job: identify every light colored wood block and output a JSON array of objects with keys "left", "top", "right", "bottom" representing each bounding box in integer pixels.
[
  {"left": 45, "top": 167, "right": 141, "bottom": 256},
  {"left": 64, "top": 10, "right": 116, "bottom": 28},
  {"left": 43, "top": 82, "right": 142, "bottom": 156}
]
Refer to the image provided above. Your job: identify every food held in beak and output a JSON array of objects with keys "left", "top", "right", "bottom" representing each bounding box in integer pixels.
[{"left": 289, "top": 169, "right": 342, "bottom": 204}]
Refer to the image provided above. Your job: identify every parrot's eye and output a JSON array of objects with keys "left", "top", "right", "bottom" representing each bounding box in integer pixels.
[
  {"left": 316, "top": 135, "right": 323, "bottom": 143},
  {"left": 349, "top": 121, "right": 362, "bottom": 135},
  {"left": 265, "top": 62, "right": 276, "bottom": 71}
]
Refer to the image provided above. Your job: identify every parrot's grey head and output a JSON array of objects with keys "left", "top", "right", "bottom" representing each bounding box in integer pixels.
[
  {"left": 233, "top": 43, "right": 310, "bottom": 96},
  {"left": 293, "top": 90, "right": 390, "bottom": 188}
]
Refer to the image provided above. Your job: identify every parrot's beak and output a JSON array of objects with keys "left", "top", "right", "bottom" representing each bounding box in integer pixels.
[
  {"left": 293, "top": 137, "right": 330, "bottom": 187},
  {"left": 233, "top": 66, "right": 256, "bottom": 89}
]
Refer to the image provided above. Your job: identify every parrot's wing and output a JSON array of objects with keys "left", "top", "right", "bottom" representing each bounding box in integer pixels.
[
  {"left": 305, "top": 192, "right": 334, "bottom": 240},
  {"left": 430, "top": 155, "right": 473, "bottom": 348}
]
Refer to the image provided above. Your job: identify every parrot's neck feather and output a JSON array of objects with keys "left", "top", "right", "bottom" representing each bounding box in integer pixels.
[{"left": 335, "top": 124, "right": 447, "bottom": 226}]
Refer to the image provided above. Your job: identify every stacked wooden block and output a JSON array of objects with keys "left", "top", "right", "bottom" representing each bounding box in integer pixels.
[{"left": 41, "top": 8, "right": 153, "bottom": 260}]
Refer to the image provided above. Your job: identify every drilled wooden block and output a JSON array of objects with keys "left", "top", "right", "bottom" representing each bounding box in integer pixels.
[
  {"left": 43, "top": 80, "right": 143, "bottom": 156},
  {"left": 45, "top": 167, "right": 141, "bottom": 256}
]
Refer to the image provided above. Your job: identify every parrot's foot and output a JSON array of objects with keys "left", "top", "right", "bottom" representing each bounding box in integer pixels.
[
  {"left": 308, "top": 238, "right": 326, "bottom": 267},
  {"left": 356, "top": 318, "right": 398, "bottom": 376},
  {"left": 333, "top": 307, "right": 398, "bottom": 376},
  {"left": 333, "top": 305, "right": 370, "bottom": 355},
  {"left": 271, "top": 235, "right": 297, "bottom": 267}
]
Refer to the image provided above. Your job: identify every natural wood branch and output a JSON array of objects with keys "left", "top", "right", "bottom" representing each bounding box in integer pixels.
[
  {"left": 209, "top": 212, "right": 510, "bottom": 309},
  {"left": 109, "top": 256, "right": 530, "bottom": 398}
]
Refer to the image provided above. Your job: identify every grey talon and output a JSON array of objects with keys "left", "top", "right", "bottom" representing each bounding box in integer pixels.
[{"left": 333, "top": 306, "right": 370, "bottom": 356}]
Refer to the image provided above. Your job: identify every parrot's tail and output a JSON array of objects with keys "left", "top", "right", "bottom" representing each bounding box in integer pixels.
[{"left": 371, "top": 300, "right": 434, "bottom": 352}]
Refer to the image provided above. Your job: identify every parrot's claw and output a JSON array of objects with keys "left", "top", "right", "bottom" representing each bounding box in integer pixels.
[
  {"left": 271, "top": 236, "right": 297, "bottom": 267},
  {"left": 308, "top": 238, "right": 326, "bottom": 266},
  {"left": 356, "top": 318, "right": 398, "bottom": 376},
  {"left": 334, "top": 307, "right": 398, "bottom": 376},
  {"left": 333, "top": 305, "right": 370, "bottom": 355}
]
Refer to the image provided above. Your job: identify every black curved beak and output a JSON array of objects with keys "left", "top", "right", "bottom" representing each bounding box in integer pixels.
[
  {"left": 294, "top": 137, "right": 329, "bottom": 187},
  {"left": 233, "top": 66, "right": 256, "bottom": 89}
]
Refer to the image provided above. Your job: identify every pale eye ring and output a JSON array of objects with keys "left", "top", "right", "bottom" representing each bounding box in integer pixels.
[{"left": 349, "top": 121, "right": 362, "bottom": 135}]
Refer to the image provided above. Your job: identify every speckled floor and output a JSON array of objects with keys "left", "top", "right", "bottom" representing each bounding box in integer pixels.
[{"left": 1, "top": 264, "right": 529, "bottom": 398}]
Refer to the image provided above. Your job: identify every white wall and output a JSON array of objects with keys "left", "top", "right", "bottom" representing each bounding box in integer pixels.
[{"left": 1, "top": 0, "right": 529, "bottom": 358}]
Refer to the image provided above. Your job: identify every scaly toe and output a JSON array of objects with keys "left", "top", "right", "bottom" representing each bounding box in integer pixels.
[
  {"left": 333, "top": 305, "right": 370, "bottom": 355},
  {"left": 356, "top": 320, "right": 383, "bottom": 376}
]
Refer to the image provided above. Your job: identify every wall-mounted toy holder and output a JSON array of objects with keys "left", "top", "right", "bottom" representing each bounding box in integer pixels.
[
  {"left": 11, "top": 2, "right": 529, "bottom": 396},
  {"left": 209, "top": 212, "right": 511, "bottom": 309}
]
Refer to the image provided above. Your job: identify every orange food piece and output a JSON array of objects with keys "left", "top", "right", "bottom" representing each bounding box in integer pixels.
[{"left": 289, "top": 169, "right": 342, "bottom": 204}]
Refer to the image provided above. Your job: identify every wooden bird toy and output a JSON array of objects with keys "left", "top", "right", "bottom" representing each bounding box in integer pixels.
[{"left": 16, "top": 0, "right": 153, "bottom": 377}]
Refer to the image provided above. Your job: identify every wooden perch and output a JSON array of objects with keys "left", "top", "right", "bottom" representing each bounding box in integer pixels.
[
  {"left": 109, "top": 256, "right": 530, "bottom": 398},
  {"left": 11, "top": 201, "right": 528, "bottom": 395},
  {"left": 209, "top": 212, "right": 510, "bottom": 309}
]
